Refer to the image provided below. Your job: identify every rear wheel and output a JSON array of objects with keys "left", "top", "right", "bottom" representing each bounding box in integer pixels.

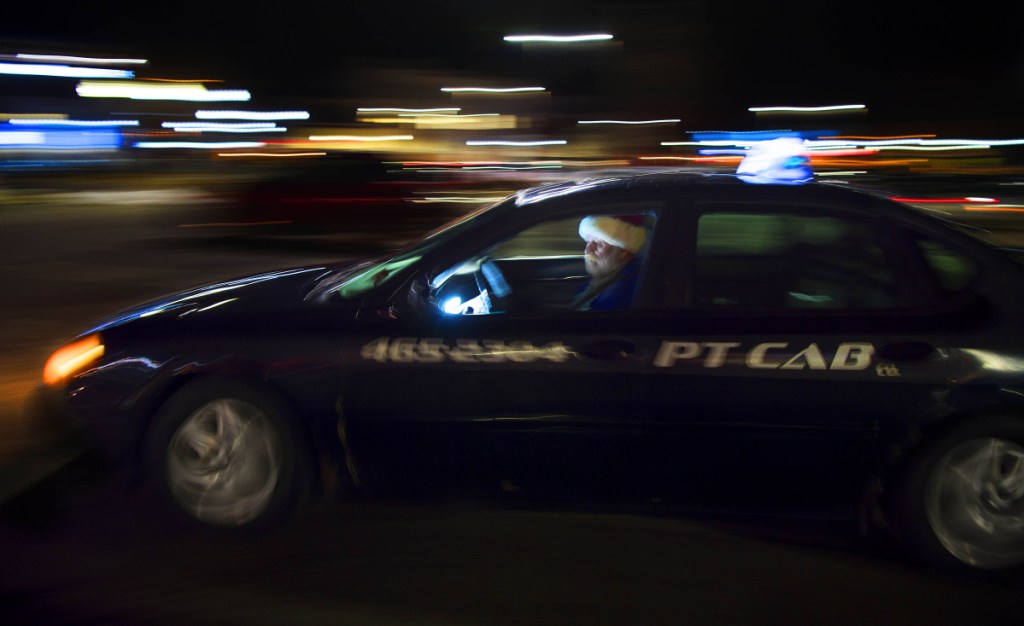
[
  {"left": 145, "top": 378, "right": 309, "bottom": 530},
  {"left": 891, "top": 415, "right": 1024, "bottom": 571}
]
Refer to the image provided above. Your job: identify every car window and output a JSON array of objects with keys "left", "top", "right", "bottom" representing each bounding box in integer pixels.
[
  {"left": 694, "top": 210, "right": 902, "bottom": 310},
  {"left": 428, "top": 201, "right": 660, "bottom": 315},
  {"left": 916, "top": 238, "right": 978, "bottom": 294}
]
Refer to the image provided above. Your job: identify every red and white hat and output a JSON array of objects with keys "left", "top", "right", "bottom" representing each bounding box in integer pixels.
[{"left": 578, "top": 214, "right": 646, "bottom": 254}]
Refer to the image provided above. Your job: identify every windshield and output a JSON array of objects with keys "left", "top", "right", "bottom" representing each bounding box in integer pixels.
[{"left": 316, "top": 195, "right": 514, "bottom": 301}]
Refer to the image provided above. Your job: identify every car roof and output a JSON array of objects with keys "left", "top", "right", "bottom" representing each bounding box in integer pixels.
[{"left": 513, "top": 169, "right": 891, "bottom": 211}]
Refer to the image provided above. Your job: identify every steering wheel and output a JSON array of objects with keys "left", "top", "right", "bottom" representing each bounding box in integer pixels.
[{"left": 475, "top": 258, "right": 513, "bottom": 309}]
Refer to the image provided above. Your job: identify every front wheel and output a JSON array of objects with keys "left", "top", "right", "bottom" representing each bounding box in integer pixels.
[
  {"left": 890, "top": 415, "right": 1024, "bottom": 572},
  {"left": 145, "top": 378, "right": 309, "bottom": 530}
]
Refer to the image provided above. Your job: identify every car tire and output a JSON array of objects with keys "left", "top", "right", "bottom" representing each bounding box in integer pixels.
[
  {"left": 145, "top": 378, "right": 310, "bottom": 530},
  {"left": 890, "top": 414, "right": 1024, "bottom": 572}
]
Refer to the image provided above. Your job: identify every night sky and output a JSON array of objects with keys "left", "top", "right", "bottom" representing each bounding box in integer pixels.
[{"left": 2, "top": 1, "right": 1021, "bottom": 133}]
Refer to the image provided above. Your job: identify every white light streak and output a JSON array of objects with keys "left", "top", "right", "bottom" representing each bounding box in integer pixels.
[
  {"left": 578, "top": 119, "right": 681, "bottom": 125},
  {"left": 875, "top": 145, "right": 991, "bottom": 152},
  {"left": 466, "top": 140, "right": 566, "bottom": 146},
  {"left": 504, "top": 34, "right": 613, "bottom": 42},
  {"left": 0, "top": 62, "right": 133, "bottom": 79},
  {"left": 749, "top": 104, "right": 867, "bottom": 113},
  {"left": 77, "top": 81, "right": 250, "bottom": 101},
  {"left": 16, "top": 53, "right": 148, "bottom": 65},
  {"left": 9, "top": 119, "right": 139, "bottom": 127},
  {"left": 0, "top": 131, "right": 45, "bottom": 145},
  {"left": 441, "top": 87, "right": 546, "bottom": 93},
  {"left": 357, "top": 107, "right": 459, "bottom": 113},
  {"left": 308, "top": 135, "right": 414, "bottom": 141},
  {"left": 163, "top": 122, "right": 283, "bottom": 133},
  {"left": 134, "top": 141, "right": 265, "bottom": 149},
  {"left": 196, "top": 110, "right": 309, "bottom": 120},
  {"left": 397, "top": 113, "right": 499, "bottom": 118}
]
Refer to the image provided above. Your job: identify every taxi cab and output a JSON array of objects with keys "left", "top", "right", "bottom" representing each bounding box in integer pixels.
[{"left": 36, "top": 146, "right": 1024, "bottom": 573}]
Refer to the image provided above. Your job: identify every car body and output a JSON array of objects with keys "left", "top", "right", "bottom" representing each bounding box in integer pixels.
[{"left": 35, "top": 168, "right": 1024, "bottom": 573}]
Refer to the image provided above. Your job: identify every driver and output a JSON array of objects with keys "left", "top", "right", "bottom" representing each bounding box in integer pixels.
[{"left": 569, "top": 214, "right": 647, "bottom": 310}]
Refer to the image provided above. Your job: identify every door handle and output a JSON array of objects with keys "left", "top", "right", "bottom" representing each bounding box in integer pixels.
[
  {"left": 577, "top": 339, "right": 639, "bottom": 361},
  {"left": 876, "top": 341, "right": 939, "bottom": 362}
]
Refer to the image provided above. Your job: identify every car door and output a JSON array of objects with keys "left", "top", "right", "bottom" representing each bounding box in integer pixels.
[
  {"left": 340, "top": 198, "right": 671, "bottom": 497},
  {"left": 641, "top": 198, "right": 991, "bottom": 507}
]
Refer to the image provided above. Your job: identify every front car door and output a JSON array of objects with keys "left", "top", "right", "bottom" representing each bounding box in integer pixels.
[{"left": 339, "top": 192, "right": 675, "bottom": 498}]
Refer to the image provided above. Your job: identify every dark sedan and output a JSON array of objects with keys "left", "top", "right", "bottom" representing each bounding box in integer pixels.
[{"left": 36, "top": 167, "right": 1024, "bottom": 573}]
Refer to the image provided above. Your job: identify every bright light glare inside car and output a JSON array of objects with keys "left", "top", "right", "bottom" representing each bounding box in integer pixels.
[
  {"left": 44, "top": 334, "right": 104, "bottom": 386},
  {"left": 443, "top": 297, "right": 463, "bottom": 314}
]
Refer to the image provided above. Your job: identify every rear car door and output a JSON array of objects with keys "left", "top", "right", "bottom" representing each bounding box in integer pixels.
[{"left": 644, "top": 193, "right": 991, "bottom": 507}]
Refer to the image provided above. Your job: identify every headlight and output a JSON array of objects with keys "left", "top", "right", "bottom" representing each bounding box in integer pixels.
[{"left": 43, "top": 333, "right": 105, "bottom": 387}]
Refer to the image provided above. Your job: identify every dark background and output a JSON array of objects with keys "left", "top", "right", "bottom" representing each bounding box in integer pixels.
[{"left": 2, "top": 1, "right": 1021, "bottom": 132}]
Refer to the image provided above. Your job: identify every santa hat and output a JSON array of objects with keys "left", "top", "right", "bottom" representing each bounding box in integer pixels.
[{"left": 578, "top": 214, "right": 646, "bottom": 254}]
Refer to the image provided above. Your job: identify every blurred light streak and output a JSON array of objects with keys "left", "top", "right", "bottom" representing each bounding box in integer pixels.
[
  {"left": 134, "top": 141, "right": 265, "bottom": 149},
  {"left": 179, "top": 220, "right": 292, "bottom": 228},
  {"left": 308, "top": 134, "right": 414, "bottom": 141},
  {"left": 139, "top": 77, "right": 223, "bottom": 82},
  {"left": 77, "top": 81, "right": 250, "bottom": 101},
  {"left": 163, "top": 122, "right": 285, "bottom": 133},
  {"left": 823, "top": 134, "right": 936, "bottom": 140},
  {"left": 9, "top": 119, "right": 138, "bottom": 127},
  {"left": 17, "top": 53, "right": 147, "bottom": 65},
  {"left": 397, "top": 113, "right": 498, "bottom": 118},
  {"left": 822, "top": 159, "right": 928, "bottom": 166},
  {"left": 749, "top": 104, "right": 866, "bottom": 112},
  {"left": 0, "top": 62, "right": 133, "bottom": 78},
  {"left": 217, "top": 152, "right": 326, "bottom": 157},
  {"left": 688, "top": 130, "right": 824, "bottom": 141},
  {"left": 890, "top": 197, "right": 998, "bottom": 203},
  {"left": 504, "top": 34, "right": 613, "bottom": 42},
  {"left": 466, "top": 140, "right": 566, "bottom": 146},
  {"left": 0, "top": 131, "right": 45, "bottom": 145},
  {"left": 638, "top": 155, "right": 743, "bottom": 163},
  {"left": 0, "top": 127, "right": 121, "bottom": 149},
  {"left": 441, "top": 87, "right": 545, "bottom": 93},
  {"left": 815, "top": 171, "right": 868, "bottom": 176},
  {"left": 402, "top": 160, "right": 562, "bottom": 168},
  {"left": 411, "top": 196, "right": 507, "bottom": 203},
  {"left": 961, "top": 205, "right": 1024, "bottom": 212},
  {"left": 364, "top": 114, "right": 515, "bottom": 129},
  {"left": 197, "top": 110, "right": 309, "bottom": 120},
  {"left": 875, "top": 145, "right": 991, "bottom": 151},
  {"left": 462, "top": 165, "right": 562, "bottom": 170},
  {"left": 578, "top": 119, "right": 680, "bottom": 125},
  {"left": 804, "top": 149, "right": 878, "bottom": 156},
  {"left": 357, "top": 107, "right": 459, "bottom": 113},
  {"left": 1, "top": 113, "right": 67, "bottom": 120},
  {"left": 809, "top": 138, "right": 1024, "bottom": 148}
]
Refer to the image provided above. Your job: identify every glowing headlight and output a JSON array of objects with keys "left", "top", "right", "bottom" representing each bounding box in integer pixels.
[{"left": 43, "top": 334, "right": 104, "bottom": 386}]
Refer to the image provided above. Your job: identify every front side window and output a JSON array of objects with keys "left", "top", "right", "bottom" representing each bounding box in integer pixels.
[
  {"left": 427, "top": 201, "right": 660, "bottom": 316},
  {"left": 693, "top": 209, "right": 900, "bottom": 310}
]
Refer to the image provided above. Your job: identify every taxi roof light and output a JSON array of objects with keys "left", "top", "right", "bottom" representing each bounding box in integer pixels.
[
  {"left": 736, "top": 137, "right": 813, "bottom": 185},
  {"left": 44, "top": 334, "right": 104, "bottom": 386}
]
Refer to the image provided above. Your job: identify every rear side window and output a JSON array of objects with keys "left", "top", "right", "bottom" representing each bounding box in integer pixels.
[
  {"left": 916, "top": 238, "right": 978, "bottom": 294},
  {"left": 694, "top": 210, "right": 901, "bottom": 310}
]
